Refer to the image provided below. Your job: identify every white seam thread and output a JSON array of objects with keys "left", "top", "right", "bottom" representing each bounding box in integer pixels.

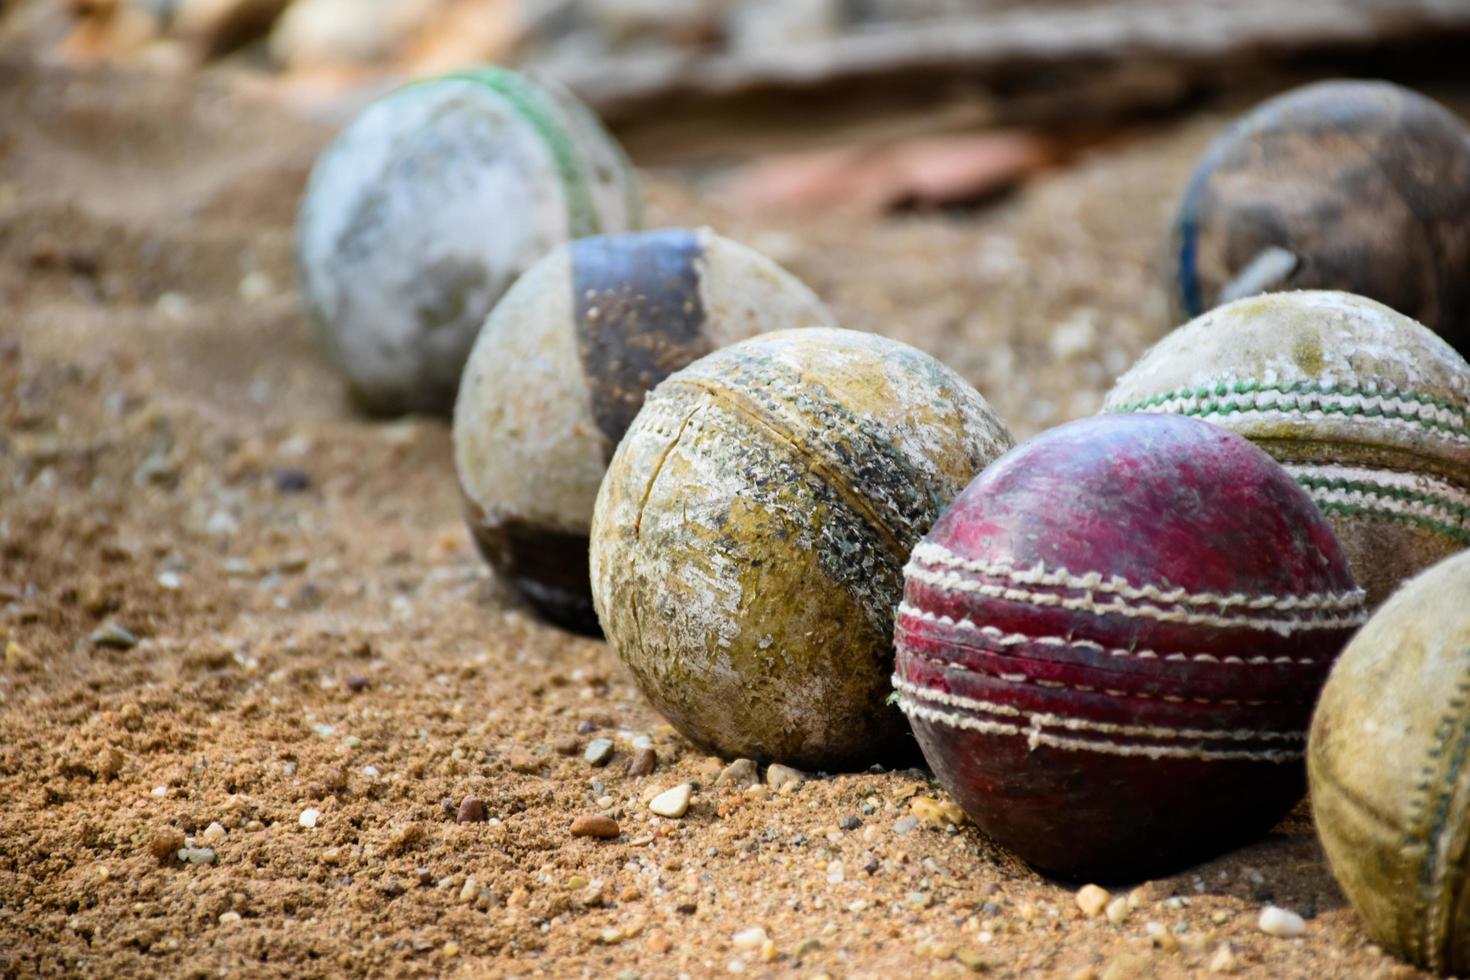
[
  {"left": 904, "top": 566, "right": 1366, "bottom": 636},
  {"left": 894, "top": 638, "right": 1284, "bottom": 707},
  {"left": 891, "top": 676, "right": 1301, "bottom": 742},
  {"left": 896, "top": 695, "right": 1302, "bottom": 763},
  {"left": 1125, "top": 391, "right": 1470, "bottom": 448},
  {"left": 896, "top": 603, "right": 1323, "bottom": 666},
  {"left": 1285, "top": 464, "right": 1470, "bottom": 528},
  {"left": 910, "top": 542, "right": 1364, "bottom": 612}
]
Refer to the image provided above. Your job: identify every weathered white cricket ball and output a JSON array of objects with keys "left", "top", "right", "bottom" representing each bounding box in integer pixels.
[
  {"left": 1105, "top": 290, "right": 1470, "bottom": 607},
  {"left": 297, "top": 67, "right": 640, "bottom": 415},
  {"left": 1309, "top": 549, "right": 1470, "bottom": 974},
  {"left": 589, "top": 327, "right": 1014, "bottom": 769},
  {"left": 453, "top": 227, "right": 835, "bottom": 632}
]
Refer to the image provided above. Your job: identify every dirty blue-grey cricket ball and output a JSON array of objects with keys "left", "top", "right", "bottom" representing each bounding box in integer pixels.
[{"left": 297, "top": 67, "right": 641, "bottom": 415}]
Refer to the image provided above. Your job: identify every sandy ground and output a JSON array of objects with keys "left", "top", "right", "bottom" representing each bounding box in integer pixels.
[{"left": 0, "top": 53, "right": 1451, "bottom": 978}]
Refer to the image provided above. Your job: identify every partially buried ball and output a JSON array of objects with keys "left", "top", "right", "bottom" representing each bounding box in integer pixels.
[
  {"left": 894, "top": 414, "right": 1367, "bottom": 881},
  {"left": 1309, "top": 550, "right": 1470, "bottom": 975},
  {"left": 297, "top": 67, "right": 641, "bottom": 416},
  {"left": 453, "top": 227, "right": 835, "bottom": 633},
  {"left": 1105, "top": 290, "right": 1470, "bottom": 607},
  {"left": 1172, "top": 79, "right": 1470, "bottom": 357},
  {"left": 590, "top": 328, "right": 1013, "bottom": 770}
]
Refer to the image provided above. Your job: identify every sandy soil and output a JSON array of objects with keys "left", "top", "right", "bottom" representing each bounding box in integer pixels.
[{"left": 0, "top": 54, "right": 1448, "bottom": 978}]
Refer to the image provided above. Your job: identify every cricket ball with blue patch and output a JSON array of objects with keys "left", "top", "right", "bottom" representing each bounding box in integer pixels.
[{"left": 1172, "top": 79, "right": 1470, "bottom": 358}]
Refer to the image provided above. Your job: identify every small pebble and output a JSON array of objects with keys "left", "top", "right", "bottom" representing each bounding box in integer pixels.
[
  {"left": 839, "top": 815, "right": 861, "bottom": 831},
  {"left": 1208, "top": 943, "right": 1238, "bottom": 973},
  {"left": 218, "top": 911, "right": 242, "bottom": 925},
  {"left": 1258, "top": 905, "right": 1306, "bottom": 938},
  {"left": 1145, "top": 921, "right": 1178, "bottom": 952},
  {"left": 298, "top": 808, "right": 320, "bottom": 829},
  {"left": 892, "top": 816, "right": 919, "bottom": 835},
  {"left": 90, "top": 623, "right": 137, "bottom": 650},
  {"left": 1076, "top": 884, "right": 1110, "bottom": 918},
  {"left": 148, "top": 827, "right": 185, "bottom": 861},
  {"left": 456, "top": 797, "right": 487, "bottom": 824},
  {"left": 553, "top": 735, "right": 580, "bottom": 755},
  {"left": 732, "top": 927, "right": 768, "bottom": 950},
  {"left": 910, "top": 796, "right": 965, "bottom": 827},
  {"left": 570, "top": 815, "right": 621, "bottom": 839},
  {"left": 718, "top": 758, "right": 758, "bottom": 789},
  {"left": 201, "top": 821, "right": 227, "bottom": 843},
  {"left": 1105, "top": 896, "right": 1130, "bottom": 925},
  {"left": 179, "top": 847, "right": 216, "bottom": 865},
  {"left": 649, "top": 783, "right": 692, "bottom": 818},
  {"left": 626, "top": 746, "right": 657, "bottom": 776},
  {"left": 766, "top": 763, "right": 804, "bottom": 790},
  {"left": 273, "top": 468, "right": 311, "bottom": 493},
  {"left": 584, "top": 738, "right": 615, "bottom": 767},
  {"left": 345, "top": 674, "right": 370, "bottom": 693}
]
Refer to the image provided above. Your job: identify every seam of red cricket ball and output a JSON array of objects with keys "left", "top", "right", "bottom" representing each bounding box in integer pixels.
[
  {"left": 890, "top": 675, "right": 1303, "bottom": 743},
  {"left": 903, "top": 564, "right": 1366, "bottom": 635},
  {"left": 910, "top": 542, "right": 1366, "bottom": 612},
  {"left": 894, "top": 638, "right": 1305, "bottom": 707},
  {"left": 892, "top": 685, "right": 1303, "bottom": 764},
  {"left": 895, "top": 603, "right": 1326, "bottom": 667}
]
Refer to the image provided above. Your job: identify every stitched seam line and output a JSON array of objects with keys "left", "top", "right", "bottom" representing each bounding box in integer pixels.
[
  {"left": 910, "top": 542, "right": 1365, "bottom": 612},
  {"left": 1110, "top": 381, "right": 1470, "bottom": 435},
  {"left": 897, "top": 603, "right": 1323, "bottom": 666},
  {"left": 896, "top": 639, "right": 1298, "bottom": 707},
  {"left": 894, "top": 690, "right": 1302, "bottom": 764},
  {"left": 892, "top": 676, "right": 1302, "bottom": 742},
  {"left": 904, "top": 567, "right": 1367, "bottom": 636},
  {"left": 1411, "top": 658, "right": 1470, "bottom": 972}
]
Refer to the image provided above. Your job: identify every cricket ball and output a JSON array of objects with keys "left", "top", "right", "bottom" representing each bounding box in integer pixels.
[
  {"left": 296, "top": 67, "right": 640, "bottom": 416},
  {"left": 894, "top": 414, "right": 1367, "bottom": 881},
  {"left": 590, "top": 327, "right": 1013, "bottom": 769},
  {"left": 1172, "top": 79, "right": 1470, "bottom": 357},
  {"left": 453, "top": 227, "right": 835, "bottom": 633},
  {"left": 1105, "top": 290, "right": 1470, "bottom": 608},
  {"left": 1309, "top": 549, "right": 1470, "bottom": 974}
]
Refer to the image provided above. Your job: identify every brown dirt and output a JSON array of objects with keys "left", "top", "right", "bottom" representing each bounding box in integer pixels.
[{"left": 0, "top": 54, "right": 1448, "bottom": 979}]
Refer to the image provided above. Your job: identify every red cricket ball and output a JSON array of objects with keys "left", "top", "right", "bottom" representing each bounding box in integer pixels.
[{"left": 894, "top": 414, "right": 1367, "bottom": 881}]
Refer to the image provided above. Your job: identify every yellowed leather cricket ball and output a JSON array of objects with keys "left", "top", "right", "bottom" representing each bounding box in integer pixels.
[
  {"left": 589, "top": 327, "right": 1013, "bottom": 769},
  {"left": 1309, "top": 549, "right": 1470, "bottom": 974}
]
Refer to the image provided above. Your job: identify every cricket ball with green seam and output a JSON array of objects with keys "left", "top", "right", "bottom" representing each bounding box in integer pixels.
[
  {"left": 453, "top": 227, "right": 835, "bottom": 633},
  {"left": 296, "top": 67, "right": 640, "bottom": 416},
  {"left": 589, "top": 328, "right": 1013, "bottom": 769},
  {"left": 1105, "top": 290, "right": 1470, "bottom": 607},
  {"left": 1309, "top": 549, "right": 1470, "bottom": 974},
  {"left": 1172, "top": 79, "right": 1470, "bottom": 357}
]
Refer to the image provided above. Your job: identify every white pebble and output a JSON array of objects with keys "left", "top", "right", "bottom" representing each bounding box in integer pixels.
[
  {"left": 299, "top": 808, "right": 320, "bottom": 829},
  {"left": 649, "top": 783, "right": 692, "bottom": 818},
  {"left": 1258, "top": 905, "right": 1306, "bottom": 938},
  {"left": 1075, "top": 883, "right": 1110, "bottom": 917},
  {"left": 156, "top": 571, "right": 182, "bottom": 590},
  {"left": 201, "top": 821, "right": 227, "bottom": 843},
  {"left": 731, "top": 927, "right": 768, "bottom": 950}
]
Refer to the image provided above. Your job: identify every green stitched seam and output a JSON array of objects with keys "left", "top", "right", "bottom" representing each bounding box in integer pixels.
[
  {"left": 1297, "top": 476, "right": 1470, "bottom": 521},
  {"left": 436, "top": 69, "right": 603, "bottom": 238},
  {"left": 1312, "top": 502, "right": 1470, "bottom": 545},
  {"left": 1112, "top": 381, "right": 1470, "bottom": 440}
]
